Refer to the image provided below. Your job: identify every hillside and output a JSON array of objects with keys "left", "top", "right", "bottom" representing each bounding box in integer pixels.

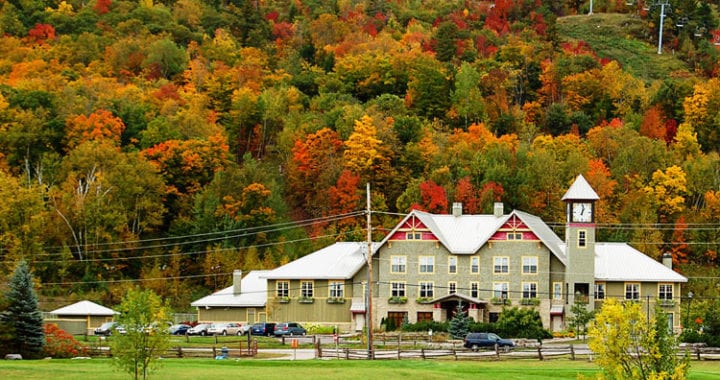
[
  {"left": 557, "top": 13, "right": 691, "bottom": 81},
  {"left": 0, "top": 1, "right": 717, "bottom": 311}
]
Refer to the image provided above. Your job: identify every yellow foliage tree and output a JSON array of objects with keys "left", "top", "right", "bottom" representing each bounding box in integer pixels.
[{"left": 644, "top": 166, "right": 687, "bottom": 218}]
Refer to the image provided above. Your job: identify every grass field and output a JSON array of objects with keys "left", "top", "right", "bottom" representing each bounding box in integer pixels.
[{"left": 1, "top": 358, "right": 719, "bottom": 380}]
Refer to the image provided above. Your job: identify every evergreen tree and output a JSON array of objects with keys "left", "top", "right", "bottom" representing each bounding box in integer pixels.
[
  {"left": 448, "top": 303, "right": 470, "bottom": 339},
  {"left": 0, "top": 261, "right": 45, "bottom": 358}
]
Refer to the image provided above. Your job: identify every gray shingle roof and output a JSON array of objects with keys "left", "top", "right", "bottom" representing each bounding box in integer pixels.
[
  {"left": 191, "top": 270, "right": 270, "bottom": 308},
  {"left": 264, "top": 242, "right": 379, "bottom": 280},
  {"left": 49, "top": 300, "right": 118, "bottom": 316}
]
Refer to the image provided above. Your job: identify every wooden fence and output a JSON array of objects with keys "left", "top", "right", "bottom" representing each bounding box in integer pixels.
[{"left": 88, "top": 340, "right": 258, "bottom": 359}]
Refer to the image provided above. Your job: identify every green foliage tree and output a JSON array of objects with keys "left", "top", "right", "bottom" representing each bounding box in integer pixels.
[
  {"left": 568, "top": 301, "right": 595, "bottom": 341},
  {"left": 448, "top": 303, "right": 471, "bottom": 339},
  {"left": 110, "top": 288, "right": 172, "bottom": 380},
  {"left": 587, "top": 298, "right": 689, "bottom": 380},
  {"left": 0, "top": 260, "right": 45, "bottom": 359}
]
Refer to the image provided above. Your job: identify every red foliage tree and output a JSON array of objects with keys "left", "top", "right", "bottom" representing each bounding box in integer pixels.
[
  {"left": 454, "top": 176, "right": 481, "bottom": 214},
  {"left": 43, "top": 324, "right": 88, "bottom": 358},
  {"left": 671, "top": 216, "right": 689, "bottom": 265},
  {"left": 27, "top": 24, "right": 56, "bottom": 45},
  {"left": 94, "top": 0, "right": 112, "bottom": 15},
  {"left": 415, "top": 180, "right": 448, "bottom": 214}
]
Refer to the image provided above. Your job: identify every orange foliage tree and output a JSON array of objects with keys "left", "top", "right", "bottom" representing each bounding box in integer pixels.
[{"left": 65, "top": 109, "right": 126, "bottom": 150}]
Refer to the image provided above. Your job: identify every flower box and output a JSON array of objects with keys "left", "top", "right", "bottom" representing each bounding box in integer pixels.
[
  {"left": 491, "top": 297, "right": 511, "bottom": 305},
  {"left": 388, "top": 296, "right": 407, "bottom": 304},
  {"left": 277, "top": 297, "right": 290, "bottom": 304},
  {"left": 520, "top": 298, "right": 540, "bottom": 306},
  {"left": 659, "top": 299, "right": 676, "bottom": 307},
  {"left": 326, "top": 297, "right": 346, "bottom": 304},
  {"left": 416, "top": 297, "right": 433, "bottom": 304},
  {"left": 298, "top": 297, "right": 314, "bottom": 304}
]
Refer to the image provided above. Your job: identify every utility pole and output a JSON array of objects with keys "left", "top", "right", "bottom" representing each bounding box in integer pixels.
[{"left": 366, "top": 182, "right": 373, "bottom": 359}]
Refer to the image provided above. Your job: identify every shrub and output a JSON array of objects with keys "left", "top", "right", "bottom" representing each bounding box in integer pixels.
[
  {"left": 401, "top": 320, "right": 448, "bottom": 333},
  {"left": 43, "top": 324, "right": 88, "bottom": 358}
]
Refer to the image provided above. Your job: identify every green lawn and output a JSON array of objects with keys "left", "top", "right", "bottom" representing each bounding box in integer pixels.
[{"left": 1, "top": 359, "right": 719, "bottom": 380}]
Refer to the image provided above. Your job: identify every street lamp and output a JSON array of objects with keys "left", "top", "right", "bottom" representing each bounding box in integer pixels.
[{"left": 685, "top": 291, "right": 694, "bottom": 330}]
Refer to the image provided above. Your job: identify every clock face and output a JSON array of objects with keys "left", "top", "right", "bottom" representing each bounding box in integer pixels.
[{"left": 572, "top": 202, "right": 592, "bottom": 222}]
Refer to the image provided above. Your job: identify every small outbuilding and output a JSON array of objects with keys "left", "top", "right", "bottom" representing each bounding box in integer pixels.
[{"left": 47, "top": 300, "right": 118, "bottom": 335}]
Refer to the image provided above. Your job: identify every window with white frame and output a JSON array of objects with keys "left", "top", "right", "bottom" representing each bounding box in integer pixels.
[
  {"left": 470, "top": 282, "right": 479, "bottom": 298},
  {"left": 448, "top": 282, "right": 457, "bottom": 294},
  {"left": 448, "top": 256, "right": 457, "bottom": 274},
  {"left": 419, "top": 282, "right": 434, "bottom": 298},
  {"left": 391, "top": 256, "right": 406, "bottom": 273},
  {"left": 658, "top": 284, "right": 673, "bottom": 300},
  {"left": 494, "top": 257, "right": 509, "bottom": 274},
  {"left": 522, "top": 256, "right": 538, "bottom": 274},
  {"left": 419, "top": 256, "right": 434, "bottom": 273},
  {"left": 625, "top": 283, "right": 640, "bottom": 300},
  {"left": 301, "top": 281, "right": 314, "bottom": 298},
  {"left": 391, "top": 282, "right": 406, "bottom": 297},
  {"left": 553, "top": 282, "right": 563, "bottom": 300},
  {"left": 578, "top": 230, "right": 587, "bottom": 247},
  {"left": 471, "top": 256, "right": 479, "bottom": 273},
  {"left": 595, "top": 283, "right": 606, "bottom": 300},
  {"left": 522, "top": 282, "right": 537, "bottom": 298},
  {"left": 276, "top": 281, "right": 289, "bottom": 298},
  {"left": 493, "top": 282, "right": 509, "bottom": 299},
  {"left": 329, "top": 281, "right": 344, "bottom": 298}
]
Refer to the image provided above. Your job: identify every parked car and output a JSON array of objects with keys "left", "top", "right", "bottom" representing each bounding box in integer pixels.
[
  {"left": 250, "top": 323, "right": 276, "bottom": 336},
  {"left": 463, "top": 333, "right": 515, "bottom": 351},
  {"left": 168, "top": 324, "right": 191, "bottom": 335},
  {"left": 187, "top": 323, "right": 212, "bottom": 336},
  {"left": 273, "top": 322, "right": 307, "bottom": 336},
  {"left": 240, "top": 324, "right": 252, "bottom": 335},
  {"left": 208, "top": 322, "right": 243, "bottom": 336},
  {"left": 94, "top": 321, "right": 118, "bottom": 336}
]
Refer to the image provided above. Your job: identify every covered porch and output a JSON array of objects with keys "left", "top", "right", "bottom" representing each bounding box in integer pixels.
[{"left": 427, "top": 293, "right": 488, "bottom": 323}]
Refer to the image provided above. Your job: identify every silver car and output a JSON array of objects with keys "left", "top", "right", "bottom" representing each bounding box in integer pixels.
[{"left": 207, "top": 322, "right": 243, "bottom": 336}]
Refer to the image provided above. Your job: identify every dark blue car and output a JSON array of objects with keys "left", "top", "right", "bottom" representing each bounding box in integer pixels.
[
  {"left": 463, "top": 333, "right": 515, "bottom": 351},
  {"left": 250, "top": 323, "right": 276, "bottom": 336}
]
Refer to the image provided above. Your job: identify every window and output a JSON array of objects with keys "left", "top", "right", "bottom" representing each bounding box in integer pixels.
[
  {"left": 391, "top": 256, "right": 406, "bottom": 273},
  {"left": 595, "top": 283, "right": 606, "bottom": 300},
  {"left": 578, "top": 230, "right": 587, "bottom": 247},
  {"left": 417, "top": 312, "right": 433, "bottom": 323},
  {"left": 522, "top": 257, "right": 538, "bottom": 274},
  {"left": 448, "top": 282, "right": 457, "bottom": 294},
  {"left": 419, "top": 256, "right": 434, "bottom": 273},
  {"left": 470, "top": 257, "right": 479, "bottom": 273},
  {"left": 391, "top": 282, "right": 406, "bottom": 297},
  {"left": 553, "top": 282, "right": 563, "bottom": 300},
  {"left": 625, "top": 283, "right": 640, "bottom": 300},
  {"left": 522, "top": 282, "right": 537, "bottom": 299},
  {"left": 448, "top": 256, "right": 457, "bottom": 274},
  {"left": 507, "top": 232, "right": 522, "bottom": 240},
  {"left": 470, "top": 282, "right": 479, "bottom": 298},
  {"left": 301, "top": 281, "right": 314, "bottom": 298},
  {"left": 329, "top": 281, "right": 344, "bottom": 298},
  {"left": 419, "top": 282, "right": 434, "bottom": 298},
  {"left": 494, "top": 257, "right": 509, "bottom": 274},
  {"left": 493, "top": 282, "right": 509, "bottom": 299},
  {"left": 276, "top": 281, "right": 289, "bottom": 298},
  {"left": 406, "top": 232, "right": 422, "bottom": 240},
  {"left": 658, "top": 284, "right": 673, "bottom": 300}
]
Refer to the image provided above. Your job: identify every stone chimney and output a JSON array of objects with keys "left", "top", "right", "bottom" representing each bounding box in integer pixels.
[
  {"left": 494, "top": 202, "right": 504, "bottom": 217},
  {"left": 233, "top": 270, "right": 242, "bottom": 295},
  {"left": 662, "top": 252, "right": 673, "bottom": 270},
  {"left": 452, "top": 202, "right": 462, "bottom": 217}
]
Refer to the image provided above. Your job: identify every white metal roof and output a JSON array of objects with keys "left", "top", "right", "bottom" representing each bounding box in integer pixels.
[
  {"left": 49, "top": 300, "right": 118, "bottom": 316},
  {"left": 264, "top": 242, "right": 379, "bottom": 280},
  {"left": 191, "top": 270, "right": 270, "bottom": 308},
  {"left": 411, "top": 211, "right": 507, "bottom": 254},
  {"left": 561, "top": 174, "right": 600, "bottom": 201},
  {"left": 593, "top": 243, "right": 687, "bottom": 283}
]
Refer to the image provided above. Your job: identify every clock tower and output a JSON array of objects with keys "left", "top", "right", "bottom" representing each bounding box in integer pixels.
[{"left": 561, "top": 175, "right": 600, "bottom": 310}]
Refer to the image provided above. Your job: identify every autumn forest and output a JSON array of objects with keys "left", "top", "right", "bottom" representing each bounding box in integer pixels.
[{"left": 1, "top": 0, "right": 720, "bottom": 310}]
